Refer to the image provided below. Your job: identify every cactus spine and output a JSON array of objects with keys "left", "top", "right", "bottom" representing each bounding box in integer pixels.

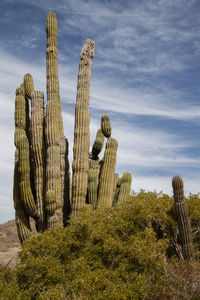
[
  {"left": 172, "top": 176, "right": 194, "bottom": 260},
  {"left": 71, "top": 39, "right": 95, "bottom": 218},
  {"left": 117, "top": 172, "right": 132, "bottom": 205},
  {"left": 97, "top": 137, "right": 118, "bottom": 208}
]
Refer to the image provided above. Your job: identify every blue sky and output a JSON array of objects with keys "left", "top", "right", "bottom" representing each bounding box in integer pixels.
[{"left": 0, "top": 0, "right": 200, "bottom": 223}]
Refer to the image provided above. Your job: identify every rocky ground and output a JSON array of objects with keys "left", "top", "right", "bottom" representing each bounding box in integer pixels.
[
  {"left": 0, "top": 219, "right": 37, "bottom": 268},
  {"left": 0, "top": 219, "right": 21, "bottom": 268}
]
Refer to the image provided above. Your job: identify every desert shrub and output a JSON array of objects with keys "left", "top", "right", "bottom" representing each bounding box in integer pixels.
[
  {"left": 0, "top": 266, "right": 20, "bottom": 299},
  {"left": 186, "top": 194, "right": 200, "bottom": 258},
  {"left": 148, "top": 259, "right": 200, "bottom": 300},
  {"left": 1, "top": 191, "right": 200, "bottom": 299}
]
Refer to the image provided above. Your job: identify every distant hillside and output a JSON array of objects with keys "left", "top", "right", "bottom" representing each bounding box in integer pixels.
[
  {"left": 0, "top": 219, "right": 37, "bottom": 267},
  {"left": 0, "top": 219, "right": 21, "bottom": 267}
]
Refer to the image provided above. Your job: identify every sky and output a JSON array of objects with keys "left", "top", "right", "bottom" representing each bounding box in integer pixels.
[{"left": 0, "top": 0, "right": 200, "bottom": 223}]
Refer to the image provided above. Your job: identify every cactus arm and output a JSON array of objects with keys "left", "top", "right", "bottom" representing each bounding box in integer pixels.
[
  {"left": 172, "top": 176, "right": 194, "bottom": 260},
  {"left": 30, "top": 91, "right": 45, "bottom": 230},
  {"left": 14, "top": 85, "right": 34, "bottom": 242},
  {"left": 13, "top": 149, "right": 32, "bottom": 243},
  {"left": 71, "top": 39, "right": 95, "bottom": 218},
  {"left": 18, "top": 135, "right": 39, "bottom": 220},
  {"left": 97, "top": 137, "right": 118, "bottom": 208},
  {"left": 101, "top": 114, "right": 111, "bottom": 138},
  {"left": 92, "top": 129, "right": 105, "bottom": 159},
  {"left": 112, "top": 173, "right": 119, "bottom": 206},
  {"left": 24, "top": 73, "right": 34, "bottom": 99},
  {"left": 117, "top": 172, "right": 132, "bottom": 205},
  {"left": 88, "top": 156, "right": 100, "bottom": 210}
]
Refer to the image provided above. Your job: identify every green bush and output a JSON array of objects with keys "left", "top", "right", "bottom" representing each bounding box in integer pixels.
[{"left": 1, "top": 191, "right": 200, "bottom": 299}]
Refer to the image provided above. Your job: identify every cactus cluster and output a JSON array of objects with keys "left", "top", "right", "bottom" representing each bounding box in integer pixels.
[
  {"left": 13, "top": 11, "right": 132, "bottom": 244},
  {"left": 12, "top": 11, "right": 197, "bottom": 264}
]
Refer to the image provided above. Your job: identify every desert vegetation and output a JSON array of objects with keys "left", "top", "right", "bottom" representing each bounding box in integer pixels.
[{"left": 1, "top": 11, "right": 200, "bottom": 299}]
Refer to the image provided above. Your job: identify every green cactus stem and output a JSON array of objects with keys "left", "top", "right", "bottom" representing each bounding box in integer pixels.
[
  {"left": 45, "top": 11, "right": 64, "bottom": 227},
  {"left": 13, "top": 149, "right": 32, "bottom": 243},
  {"left": 31, "top": 91, "right": 45, "bottom": 230},
  {"left": 45, "top": 190, "right": 57, "bottom": 229},
  {"left": 116, "top": 172, "right": 132, "bottom": 205},
  {"left": 88, "top": 156, "right": 100, "bottom": 209},
  {"left": 71, "top": 39, "right": 95, "bottom": 218},
  {"left": 18, "top": 135, "right": 39, "bottom": 220},
  {"left": 172, "top": 176, "right": 194, "bottom": 260},
  {"left": 97, "top": 137, "right": 118, "bottom": 208},
  {"left": 112, "top": 173, "right": 119, "bottom": 206},
  {"left": 101, "top": 114, "right": 111, "bottom": 138},
  {"left": 14, "top": 84, "right": 33, "bottom": 243},
  {"left": 92, "top": 129, "right": 104, "bottom": 159},
  {"left": 45, "top": 144, "right": 62, "bottom": 227},
  {"left": 24, "top": 73, "right": 34, "bottom": 99},
  {"left": 46, "top": 11, "right": 63, "bottom": 140}
]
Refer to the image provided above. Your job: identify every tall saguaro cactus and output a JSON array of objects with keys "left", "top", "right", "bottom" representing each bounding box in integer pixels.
[
  {"left": 172, "top": 176, "right": 194, "bottom": 260},
  {"left": 71, "top": 39, "right": 95, "bottom": 218},
  {"left": 45, "top": 11, "right": 64, "bottom": 228}
]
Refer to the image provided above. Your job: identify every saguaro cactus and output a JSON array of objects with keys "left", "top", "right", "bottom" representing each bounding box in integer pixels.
[
  {"left": 97, "top": 137, "right": 118, "bottom": 208},
  {"left": 71, "top": 39, "right": 95, "bottom": 218},
  {"left": 45, "top": 11, "right": 64, "bottom": 228},
  {"left": 172, "top": 176, "right": 194, "bottom": 260}
]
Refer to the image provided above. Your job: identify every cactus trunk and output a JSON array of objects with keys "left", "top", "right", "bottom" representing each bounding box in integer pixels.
[
  {"left": 117, "top": 172, "right": 132, "bottom": 205},
  {"left": 172, "top": 176, "right": 194, "bottom": 260},
  {"left": 97, "top": 137, "right": 118, "bottom": 208},
  {"left": 71, "top": 39, "right": 95, "bottom": 218},
  {"left": 13, "top": 149, "right": 32, "bottom": 243},
  {"left": 30, "top": 91, "right": 45, "bottom": 230},
  {"left": 45, "top": 11, "right": 64, "bottom": 228}
]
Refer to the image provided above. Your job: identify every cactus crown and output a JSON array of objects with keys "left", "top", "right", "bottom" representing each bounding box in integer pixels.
[
  {"left": 121, "top": 172, "right": 132, "bottom": 183},
  {"left": 172, "top": 176, "right": 184, "bottom": 192},
  {"left": 24, "top": 73, "right": 34, "bottom": 98},
  {"left": 46, "top": 11, "right": 57, "bottom": 37},
  {"left": 92, "top": 138, "right": 103, "bottom": 157},
  {"left": 106, "top": 137, "right": 118, "bottom": 151},
  {"left": 80, "top": 39, "right": 95, "bottom": 60},
  {"left": 16, "top": 84, "right": 25, "bottom": 96},
  {"left": 101, "top": 114, "right": 112, "bottom": 138}
]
